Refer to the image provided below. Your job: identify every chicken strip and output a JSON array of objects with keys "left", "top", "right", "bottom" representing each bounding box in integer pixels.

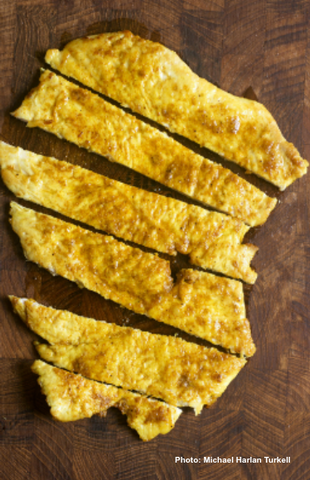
[{"left": 9, "top": 202, "right": 255, "bottom": 356}]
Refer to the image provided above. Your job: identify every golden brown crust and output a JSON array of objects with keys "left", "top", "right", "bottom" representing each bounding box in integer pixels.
[
  {"left": 46, "top": 31, "right": 308, "bottom": 189},
  {"left": 9, "top": 203, "right": 256, "bottom": 356},
  {"left": 31, "top": 360, "right": 182, "bottom": 441},
  {"left": 9, "top": 202, "right": 173, "bottom": 314},
  {"left": 0, "top": 141, "right": 257, "bottom": 283},
  {"left": 11, "top": 297, "right": 246, "bottom": 413},
  {"left": 12, "top": 70, "right": 276, "bottom": 227}
]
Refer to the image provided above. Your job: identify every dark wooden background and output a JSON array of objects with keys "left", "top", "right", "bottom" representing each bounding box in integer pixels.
[{"left": 1, "top": 0, "right": 310, "bottom": 479}]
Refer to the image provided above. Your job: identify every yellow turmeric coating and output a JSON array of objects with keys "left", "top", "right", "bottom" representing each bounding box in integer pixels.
[
  {"left": 0, "top": 141, "right": 257, "bottom": 283},
  {"left": 10, "top": 202, "right": 255, "bottom": 356},
  {"left": 12, "top": 70, "right": 276, "bottom": 227},
  {"left": 46, "top": 31, "right": 308, "bottom": 190},
  {"left": 31, "top": 360, "right": 182, "bottom": 441},
  {"left": 11, "top": 297, "right": 246, "bottom": 414}
]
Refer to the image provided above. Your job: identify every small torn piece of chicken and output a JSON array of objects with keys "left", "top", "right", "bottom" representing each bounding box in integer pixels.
[
  {"left": 45, "top": 31, "right": 308, "bottom": 190},
  {"left": 9, "top": 202, "right": 255, "bottom": 356},
  {"left": 0, "top": 141, "right": 257, "bottom": 283},
  {"left": 11, "top": 297, "right": 247, "bottom": 414},
  {"left": 31, "top": 360, "right": 182, "bottom": 441},
  {"left": 11, "top": 69, "right": 276, "bottom": 227}
]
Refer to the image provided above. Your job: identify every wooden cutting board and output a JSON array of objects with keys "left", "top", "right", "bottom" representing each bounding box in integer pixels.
[{"left": 0, "top": 1, "right": 309, "bottom": 479}]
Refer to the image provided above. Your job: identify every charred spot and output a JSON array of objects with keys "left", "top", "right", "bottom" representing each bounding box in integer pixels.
[
  {"left": 92, "top": 392, "right": 113, "bottom": 411},
  {"left": 138, "top": 69, "right": 146, "bottom": 78},
  {"left": 178, "top": 374, "right": 191, "bottom": 389},
  {"left": 211, "top": 373, "right": 223, "bottom": 383},
  {"left": 144, "top": 406, "right": 168, "bottom": 424},
  {"left": 71, "top": 88, "right": 90, "bottom": 103},
  {"left": 72, "top": 358, "right": 90, "bottom": 378}
]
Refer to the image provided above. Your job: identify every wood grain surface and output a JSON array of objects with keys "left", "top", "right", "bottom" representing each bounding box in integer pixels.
[{"left": 0, "top": 1, "right": 309, "bottom": 479}]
